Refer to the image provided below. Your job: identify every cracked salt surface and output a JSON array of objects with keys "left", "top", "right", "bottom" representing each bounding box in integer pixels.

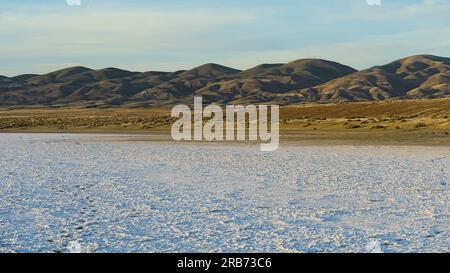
[{"left": 0, "top": 133, "right": 448, "bottom": 253}]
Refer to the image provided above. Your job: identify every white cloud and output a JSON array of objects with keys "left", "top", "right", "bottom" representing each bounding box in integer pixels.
[
  {"left": 0, "top": 1, "right": 449, "bottom": 75},
  {"left": 366, "top": 0, "right": 382, "bottom": 7},
  {"left": 332, "top": 0, "right": 450, "bottom": 21},
  {"left": 66, "top": 0, "right": 82, "bottom": 6},
  {"left": 0, "top": 7, "right": 259, "bottom": 55}
]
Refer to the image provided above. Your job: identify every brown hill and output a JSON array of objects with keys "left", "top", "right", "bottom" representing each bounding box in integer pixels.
[
  {"left": 0, "top": 55, "right": 449, "bottom": 108},
  {"left": 285, "top": 55, "right": 450, "bottom": 103},
  {"left": 196, "top": 59, "right": 357, "bottom": 104},
  {"left": 130, "top": 63, "right": 241, "bottom": 105}
]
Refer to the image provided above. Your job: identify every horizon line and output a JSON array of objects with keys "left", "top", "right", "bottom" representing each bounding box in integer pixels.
[{"left": 2, "top": 53, "right": 448, "bottom": 78}]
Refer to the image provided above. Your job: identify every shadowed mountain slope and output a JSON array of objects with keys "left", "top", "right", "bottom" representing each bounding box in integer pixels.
[
  {"left": 0, "top": 55, "right": 449, "bottom": 108},
  {"left": 196, "top": 59, "right": 357, "bottom": 104},
  {"left": 284, "top": 55, "right": 450, "bottom": 103}
]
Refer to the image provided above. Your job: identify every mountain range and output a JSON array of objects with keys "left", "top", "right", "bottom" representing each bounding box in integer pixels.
[{"left": 1, "top": 55, "right": 449, "bottom": 108}]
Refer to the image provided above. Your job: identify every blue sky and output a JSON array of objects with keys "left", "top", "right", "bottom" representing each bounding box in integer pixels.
[{"left": 0, "top": 0, "right": 449, "bottom": 76}]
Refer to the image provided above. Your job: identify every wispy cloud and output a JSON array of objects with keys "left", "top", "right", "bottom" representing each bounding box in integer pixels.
[
  {"left": 0, "top": 7, "right": 259, "bottom": 53},
  {"left": 0, "top": 0, "right": 449, "bottom": 76}
]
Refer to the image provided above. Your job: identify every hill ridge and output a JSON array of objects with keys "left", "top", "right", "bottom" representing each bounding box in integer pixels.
[{"left": 1, "top": 55, "right": 449, "bottom": 108}]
